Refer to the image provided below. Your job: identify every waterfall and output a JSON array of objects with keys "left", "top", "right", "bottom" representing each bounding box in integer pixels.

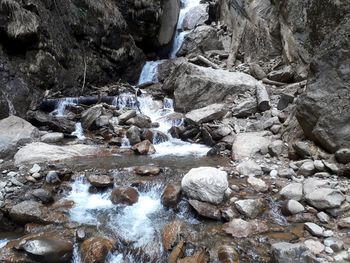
[
  {"left": 71, "top": 122, "right": 85, "bottom": 140},
  {"left": 54, "top": 98, "right": 79, "bottom": 117},
  {"left": 138, "top": 60, "right": 163, "bottom": 85}
]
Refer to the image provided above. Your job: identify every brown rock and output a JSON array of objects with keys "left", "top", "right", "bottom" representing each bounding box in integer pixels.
[
  {"left": 223, "top": 219, "right": 269, "bottom": 238},
  {"left": 134, "top": 165, "right": 160, "bottom": 176},
  {"left": 81, "top": 237, "right": 114, "bottom": 263},
  {"left": 87, "top": 174, "right": 113, "bottom": 188},
  {"left": 188, "top": 199, "right": 221, "bottom": 220},
  {"left": 161, "top": 184, "right": 181, "bottom": 209},
  {"left": 177, "top": 248, "right": 210, "bottom": 263},
  {"left": 217, "top": 245, "right": 239, "bottom": 263},
  {"left": 168, "top": 240, "right": 185, "bottom": 263},
  {"left": 131, "top": 140, "right": 156, "bottom": 155},
  {"left": 161, "top": 220, "right": 184, "bottom": 251},
  {"left": 110, "top": 187, "right": 139, "bottom": 205}
]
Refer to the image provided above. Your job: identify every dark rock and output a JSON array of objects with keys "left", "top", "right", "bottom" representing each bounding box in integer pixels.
[
  {"left": 87, "top": 175, "right": 112, "bottom": 188},
  {"left": 189, "top": 199, "right": 221, "bottom": 220},
  {"left": 81, "top": 105, "right": 103, "bottom": 130},
  {"left": 277, "top": 93, "right": 295, "bottom": 110},
  {"left": 27, "top": 110, "right": 76, "bottom": 133},
  {"left": 126, "top": 114, "right": 152, "bottom": 129},
  {"left": 134, "top": 166, "right": 160, "bottom": 176},
  {"left": 161, "top": 184, "right": 181, "bottom": 209},
  {"left": 131, "top": 140, "right": 156, "bottom": 155},
  {"left": 46, "top": 171, "right": 60, "bottom": 184},
  {"left": 126, "top": 126, "right": 141, "bottom": 146},
  {"left": 267, "top": 65, "right": 295, "bottom": 83},
  {"left": 335, "top": 148, "right": 350, "bottom": 164},
  {"left": 32, "top": 189, "right": 54, "bottom": 204},
  {"left": 110, "top": 187, "right": 139, "bottom": 205},
  {"left": 201, "top": 127, "right": 216, "bottom": 147}
]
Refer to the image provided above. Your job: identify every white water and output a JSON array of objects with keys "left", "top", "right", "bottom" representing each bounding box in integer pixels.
[
  {"left": 0, "top": 239, "right": 8, "bottom": 249},
  {"left": 138, "top": 60, "right": 163, "bottom": 85},
  {"left": 71, "top": 122, "right": 85, "bottom": 140},
  {"left": 54, "top": 98, "right": 79, "bottom": 117}
]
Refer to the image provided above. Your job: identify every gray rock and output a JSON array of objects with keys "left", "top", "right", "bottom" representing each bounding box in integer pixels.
[
  {"left": 278, "top": 168, "right": 296, "bottom": 179},
  {"left": 32, "top": 188, "right": 53, "bottom": 204},
  {"left": 247, "top": 177, "right": 268, "bottom": 192},
  {"left": 185, "top": 103, "right": 227, "bottom": 124},
  {"left": 305, "top": 188, "right": 345, "bottom": 210},
  {"left": 270, "top": 124, "right": 281, "bottom": 134},
  {"left": 271, "top": 242, "right": 310, "bottom": 263},
  {"left": 262, "top": 116, "right": 280, "bottom": 130},
  {"left": 234, "top": 199, "right": 265, "bottom": 219},
  {"left": 46, "top": 171, "right": 60, "bottom": 184},
  {"left": 30, "top": 164, "right": 41, "bottom": 174},
  {"left": 236, "top": 160, "right": 262, "bottom": 176},
  {"left": 304, "top": 239, "right": 325, "bottom": 254},
  {"left": 126, "top": 114, "right": 152, "bottom": 129},
  {"left": 188, "top": 199, "right": 221, "bottom": 220},
  {"left": 223, "top": 218, "right": 268, "bottom": 238},
  {"left": 181, "top": 167, "right": 228, "bottom": 204},
  {"left": 10, "top": 200, "right": 43, "bottom": 223},
  {"left": 41, "top": 132, "right": 64, "bottom": 143},
  {"left": 267, "top": 65, "right": 295, "bottom": 83},
  {"left": 297, "top": 161, "right": 315, "bottom": 176},
  {"left": 268, "top": 140, "right": 286, "bottom": 157},
  {"left": 95, "top": 115, "right": 110, "bottom": 127},
  {"left": 249, "top": 63, "right": 266, "bottom": 80},
  {"left": 232, "top": 100, "right": 257, "bottom": 118},
  {"left": 118, "top": 110, "right": 136, "bottom": 124},
  {"left": 335, "top": 148, "right": 350, "bottom": 164},
  {"left": 323, "top": 161, "right": 339, "bottom": 174},
  {"left": 303, "top": 178, "right": 330, "bottom": 195},
  {"left": 131, "top": 140, "right": 156, "bottom": 155},
  {"left": 304, "top": 222, "right": 324, "bottom": 237},
  {"left": 317, "top": 212, "right": 330, "bottom": 224},
  {"left": 293, "top": 141, "right": 312, "bottom": 158},
  {"left": 277, "top": 93, "right": 295, "bottom": 110},
  {"left": 314, "top": 160, "right": 325, "bottom": 171},
  {"left": 126, "top": 126, "right": 141, "bottom": 146},
  {"left": 81, "top": 104, "right": 103, "bottom": 130},
  {"left": 280, "top": 183, "right": 303, "bottom": 201},
  {"left": 182, "top": 4, "right": 208, "bottom": 31},
  {"left": 285, "top": 200, "right": 305, "bottom": 215}
]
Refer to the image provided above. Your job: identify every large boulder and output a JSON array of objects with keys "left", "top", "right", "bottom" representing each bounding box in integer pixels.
[
  {"left": 185, "top": 103, "right": 227, "bottom": 124},
  {"left": 271, "top": 242, "right": 311, "bottom": 263},
  {"left": 163, "top": 62, "right": 259, "bottom": 112},
  {"left": 182, "top": 4, "right": 209, "bottom": 31},
  {"left": 0, "top": 116, "right": 40, "bottom": 158},
  {"left": 181, "top": 167, "right": 228, "bottom": 204},
  {"left": 14, "top": 142, "right": 97, "bottom": 165}
]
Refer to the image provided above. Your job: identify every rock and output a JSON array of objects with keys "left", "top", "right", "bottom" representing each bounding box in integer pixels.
[
  {"left": 223, "top": 219, "right": 268, "bottom": 238},
  {"left": 323, "top": 161, "right": 339, "bottom": 174},
  {"left": 278, "top": 168, "right": 296, "bottom": 179},
  {"left": 0, "top": 115, "right": 40, "bottom": 158},
  {"left": 304, "top": 240, "right": 325, "bottom": 255},
  {"left": 234, "top": 199, "right": 265, "bottom": 219},
  {"left": 81, "top": 237, "right": 114, "bottom": 263},
  {"left": 41, "top": 132, "right": 64, "bottom": 143},
  {"left": 271, "top": 242, "right": 310, "bottom": 263},
  {"left": 10, "top": 200, "right": 43, "bottom": 223},
  {"left": 46, "top": 171, "right": 60, "bottom": 184},
  {"left": 304, "top": 222, "right": 324, "bottom": 237},
  {"left": 338, "top": 217, "right": 350, "bottom": 228},
  {"left": 161, "top": 220, "right": 184, "bottom": 251},
  {"left": 27, "top": 110, "right": 76, "bottom": 133},
  {"left": 189, "top": 199, "right": 221, "bottom": 220},
  {"left": 118, "top": 110, "right": 136, "bottom": 124},
  {"left": 110, "top": 187, "right": 139, "bottom": 205},
  {"left": 81, "top": 104, "right": 103, "bottom": 130},
  {"left": 217, "top": 245, "right": 239, "bottom": 263},
  {"left": 303, "top": 178, "right": 329, "bottom": 195},
  {"left": 297, "top": 161, "right": 315, "bottom": 176},
  {"left": 293, "top": 141, "right": 312, "bottom": 158},
  {"left": 161, "top": 184, "right": 181, "bottom": 209},
  {"left": 126, "top": 126, "right": 141, "bottom": 146},
  {"left": 280, "top": 183, "right": 303, "bottom": 201},
  {"left": 305, "top": 188, "right": 345, "bottom": 210},
  {"left": 131, "top": 140, "right": 156, "bottom": 155},
  {"left": 338, "top": 163, "right": 350, "bottom": 177},
  {"left": 270, "top": 124, "right": 281, "bottom": 134},
  {"left": 277, "top": 93, "right": 295, "bottom": 110},
  {"left": 32, "top": 189, "right": 53, "bottom": 204},
  {"left": 14, "top": 142, "right": 97, "bottom": 165},
  {"left": 267, "top": 65, "right": 295, "bottom": 83},
  {"left": 335, "top": 148, "right": 350, "bottom": 164},
  {"left": 163, "top": 62, "right": 259, "bottom": 112},
  {"left": 181, "top": 167, "right": 228, "bottom": 205},
  {"left": 231, "top": 131, "right": 272, "bottom": 160},
  {"left": 87, "top": 175, "right": 112, "bottom": 188},
  {"left": 247, "top": 177, "right": 268, "bottom": 192},
  {"left": 268, "top": 140, "right": 286, "bottom": 157},
  {"left": 126, "top": 114, "right": 152, "bottom": 129},
  {"left": 249, "top": 63, "right": 266, "bottom": 80},
  {"left": 236, "top": 160, "right": 262, "bottom": 176},
  {"left": 232, "top": 100, "right": 257, "bottom": 118},
  {"left": 177, "top": 25, "right": 224, "bottom": 57},
  {"left": 313, "top": 160, "right": 325, "bottom": 171},
  {"left": 134, "top": 165, "right": 160, "bottom": 176},
  {"left": 177, "top": 248, "right": 209, "bottom": 263},
  {"left": 16, "top": 232, "right": 73, "bottom": 263},
  {"left": 182, "top": 4, "right": 209, "bottom": 30},
  {"left": 324, "top": 238, "right": 344, "bottom": 252},
  {"left": 30, "top": 164, "right": 41, "bottom": 174},
  {"left": 284, "top": 200, "right": 305, "bottom": 215},
  {"left": 317, "top": 212, "right": 330, "bottom": 224},
  {"left": 185, "top": 103, "right": 227, "bottom": 124}
]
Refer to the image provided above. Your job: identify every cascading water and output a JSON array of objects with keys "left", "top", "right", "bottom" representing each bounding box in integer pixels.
[
  {"left": 138, "top": 60, "right": 164, "bottom": 85},
  {"left": 0, "top": 239, "right": 8, "bottom": 249}
]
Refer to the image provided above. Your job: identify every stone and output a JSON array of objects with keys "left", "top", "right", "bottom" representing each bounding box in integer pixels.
[
  {"left": 81, "top": 104, "right": 103, "bottom": 130},
  {"left": 46, "top": 171, "right": 60, "bottom": 184},
  {"left": 236, "top": 160, "right": 262, "bottom": 176},
  {"left": 271, "top": 242, "right": 310, "bottom": 263},
  {"left": 30, "top": 164, "right": 41, "bottom": 174},
  {"left": 14, "top": 142, "right": 97, "bottom": 165},
  {"left": 284, "top": 200, "right": 305, "bottom": 215},
  {"left": 126, "top": 114, "right": 152, "bottom": 129},
  {"left": 185, "top": 103, "right": 227, "bottom": 124},
  {"left": 223, "top": 219, "right": 268, "bottom": 238},
  {"left": 188, "top": 199, "right": 221, "bottom": 220},
  {"left": 161, "top": 220, "right": 184, "bottom": 251},
  {"left": 323, "top": 161, "right": 339, "bottom": 174},
  {"left": 131, "top": 140, "right": 156, "bottom": 155},
  {"left": 304, "top": 240, "right": 325, "bottom": 254},
  {"left": 317, "top": 212, "right": 330, "bottom": 224},
  {"left": 41, "top": 132, "right": 64, "bottom": 143},
  {"left": 134, "top": 165, "right": 160, "bottom": 176},
  {"left": 32, "top": 173, "right": 42, "bottom": 179},
  {"left": 297, "top": 161, "right": 315, "bottom": 176},
  {"left": 232, "top": 100, "right": 257, "bottom": 118},
  {"left": 32, "top": 189, "right": 53, "bottom": 204},
  {"left": 217, "top": 245, "right": 239, "bottom": 263},
  {"left": 81, "top": 237, "right": 114, "bottom": 263},
  {"left": 305, "top": 188, "right": 345, "bottom": 210},
  {"left": 126, "top": 126, "right": 141, "bottom": 146},
  {"left": 335, "top": 148, "right": 350, "bottom": 164},
  {"left": 303, "top": 178, "right": 329, "bottom": 195},
  {"left": 0, "top": 115, "right": 40, "bottom": 158},
  {"left": 27, "top": 110, "right": 76, "bottom": 133},
  {"left": 231, "top": 131, "right": 272, "bottom": 160},
  {"left": 234, "top": 199, "right": 265, "bottom": 219},
  {"left": 314, "top": 160, "right": 325, "bottom": 171},
  {"left": 338, "top": 217, "right": 350, "bottom": 228},
  {"left": 247, "top": 177, "right": 268, "bottom": 192},
  {"left": 278, "top": 168, "right": 296, "bottom": 179},
  {"left": 304, "top": 222, "right": 324, "bottom": 237},
  {"left": 163, "top": 62, "right": 260, "bottom": 112},
  {"left": 87, "top": 175, "right": 112, "bottom": 188},
  {"left": 95, "top": 115, "right": 110, "bottom": 127},
  {"left": 280, "top": 183, "right": 303, "bottom": 201},
  {"left": 268, "top": 140, "right": 286, "bottom": 157},
  {"left": 110, "top": 187, "right": 139, "bottom": 206},
  {"left": 270, "top": 125, "right": 281, "bottom": 134},
  {"left": 249, "top": 63, "right": 266, "bottom": 80},
  {"left": 161, "top": 184, "right": 181, "bottom": 209},
  {"left": 182, "top": 4, "right": 208, "bottom": 30},
  {"left": 324, "top": 238, "right": 344, "bottom": 252},
  {"left": 118, "top": 110, "right": 136, "bottom": 124},
  {"left": 181, "top": 167, "right": 228, "bottom": 205},
  {"left": 277, "top": 93, "right": 295, "bottom": 110},
  {"left": 268, "top": 65, "right": 295, "bottom": 83},
  {"left": 293, "top": 141, "right": 312, "bottom": 158}
]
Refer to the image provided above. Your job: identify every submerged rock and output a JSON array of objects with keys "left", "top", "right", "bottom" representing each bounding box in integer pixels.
[
  {"left": 162, "top": 220, "right": 185, "bottom": 251},
  {"left": 188, "top": 199, "right": 221, "bottom": 220},
  {"left": 161, "top": 184, "right": 181, "bottom": 209},
  {"left": 181, "top": 167, "right": 228, "bottom": 204}
]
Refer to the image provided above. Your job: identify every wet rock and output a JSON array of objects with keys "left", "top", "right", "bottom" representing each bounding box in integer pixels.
[
  {"left": 182, "top": 4, "right": 209, "bottom": 30},
  {"left": 283, "top": 200, "right": 305, "bottom": 215},
  {"left": 223, "top": 218, "right": 268, "bottom": 238},
  {"left": 297, "top": 161, "right": 315, "bottom": 176},
  {"left": 247, "top": 177, "right": 268, "bottom": 192},
  {"left": 14, "top": 142, "right": 97, "bottom": 165},
  {"left": 304, "top": 222, "right": 324, "bottom": 237},
  {"left": 234, "top": 199, "right": 265, "bottom": 219},
  {"left": 126, "top": 126, "right": 141, "bottom": 146},
  {"left": 0, "top": 115, "right": 40, "bottom": 158},
  {"left": 163, "top": 62, "right": 259, "bottom": 112},
  {"left": 81, "top": 104, "right": 103, "bottom": 130},
  {"left": 161, "top": 184, "right": 181, "bottom": 209},
  {"left": 32, "top": 189, "right": 54, "bottom": 204},
  {"left": 304, "top": 240, "right": 324, "bottom": 255},
  {"left": 134, "top": 166, "right": 160, "bottom": 176},
  {"left": 10, "top": 200, "right": 43, "bottom": 224},
  {"left": 168, "top": 240, "right": 185, "bottom": 263},
  {"left": 185, "top": 103, "right": 227, "bottom": 124},
  {"left": 177, "top": 248, "right": 210, "bottom": 263},
  {"left": 118, "top": 110, "right": 136, "bottom": 124},
  {"left": 335, "top": 148, "right": 350, "bottom": 164},
  {"left": 81, "top": 237, "right": 114, "bottom": 263},
  {"left": 41, "top": 132, "right": 64, "bottom": 143},
  {"left": 280, "top": 183, "right": 303, "bottom": 201},
  {"left": 236, "top": 160, "right": 262, "bottom": 177},
  {"left": 232, "top": 100, "right": 257, "bottom": 118},
  {"left": 161, "top": 220, "right": 184, "bottom": 251},
  {"left": 271, "top": 242, "right": 310, "bottom": 263},
  {"left": 126, "top": 114, "right": 152, "bottom": 129},
  {"left": 181, "top": 167, "right": 228, "bottom": 204},
  {"left": 305, "top": 188, "right": 345, "bottom": 210},
  {"left": 87, "top": 175, "right": 112, "bottom": 188},
  {"left": 268, "top": 140, "right": 286, "bottom": 157},
  {"left": 27, "top": 110, "right": 76, "bottom": 133},
  {"left": 16, "top": 232, "right": 73, "bottom": 263},
  {"left": 217, "top": 245, "right": 239, "bottom": 263},
  {"left": 189, "top": 199, "right": 221, "bottom": 220},
  {"left": 131, "top": 140, "right": 156, "bottom": 155},
  {"left": 110, "top": 187, "right": 139, "bottom": 206},
  {"left": 46, "top": 171, "right": 60, "bottom": 184}
]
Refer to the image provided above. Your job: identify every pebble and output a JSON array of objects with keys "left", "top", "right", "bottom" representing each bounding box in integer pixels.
[
  {"left": 304, "top": 222, "right": 324, "bottom": 237},
  {"left": 30, "top": 164, "right": 41, "bottom": 174},
  {"left": 32, "top": 173, "right": 42, "bottom": 179},
  {"left": 7, "top": 171, "right": 17, "bottom": 177},
  {"left": 317, "top": 211, "right": 330, "bottom": 223}
]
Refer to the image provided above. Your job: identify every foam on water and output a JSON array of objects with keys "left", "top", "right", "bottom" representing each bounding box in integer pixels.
[
  {"left": 55, "top": 98, "right": 78, "bottom": 117},
  {"left": 138, "top": 60, "right": 163, "bottom": 85},
  {"left": 71, "top": 122, "right": 85, "bottom": 140},
  {"left": 0, "top": 239, "right": 8, "bottom": 249}
]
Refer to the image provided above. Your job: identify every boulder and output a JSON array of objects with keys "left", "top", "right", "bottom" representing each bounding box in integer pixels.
[
  {"left": 126, "top": 126, "right": 141, "bottom": 146},
  {"left": 223, "top": 219, "right": 268, "bottom": 238},
  {"left": 0, "top": 115, "right": 40, "bottom": 158},
  {"left": 110, "top": 187, "right": 139, "bottom": 206},
  {"left": 236, "top": 160, "right": 262, "bottom": 177},
  {"left": 10, "top": 200, "right": 43, "bottom": 224},
  {"left": 81, "top": 237, "right": 114, "bottom": 263},
  {"left": 163, "top": 62, "right": 259, "bottom": 112},
  {"left": 232, "top": 100, "right": 257, "bottom": 118},
  {"left": 188, "top": 199, "right": 221, "bottom": 220},
  {"left": 247, "top": 177, "right": 268, "bottom": 192},
  {"left": 81, "top": 105, "right": 103, "bottom": 130},
  {"left": 305, "top": 188, "right": 345, "bottom": 210},
  {"left": 126, "top": 114, "right": 152, "bottom": 129},
  {"left": 131, "top": 140, "right": 156, "bottom": 155},
  {"left": 268, "top": 140, "right": 286, "bottom": 157},
  {"left": 185, "top": 103, "right": 227, "bottom": 124},
  {"left": 27, "top": 110, "right": 76, "bottom": 133},
  {"left": 32, "top": 189, "right": 54, "bottom": 204},
  {"left": 280, "top": 183, "right": 303, "bottom": 201},
  {"left": 161, "top": 220, "right": 185, "bottom": 251},
  {"left": 87, "top": 175, "right": 112, "bottom": 188},
  {"left": 134, "top": 166, "right": 160, "bottom": 176},
  {"left": 118, "top": 110, "right": 137, "bottom": 124},
  {"left": 41, "top": 132, "right": 64, "bottom": 143},
  {"left": 267, "top": 65, "right": 295, "bottom": 83},
  {"left": 234, "top": 199, "right": 265, "bottom": 219},
  {"left": 271, "top": 242, "right": 310, "bottom": 263},
  {"left": 161, "top": 184, "right": 181, "bottom": 209},
  {"left": 335, "top": 148, "right": 350, "bottom": 164},
  {"left": 14, "top": 142, "right": 97, "bottom": 165},
  {"left": 297, "top": 161, "right": 315, "bottom": 176},
  {"left": 182, "top": 4, "right": 209, "bottom": 31},
  {"left": 181, "top": 167, "right": 228, "bottom": 204},
  {"left": 283, "top": 200, "right": 305, "bottom": 215}
]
